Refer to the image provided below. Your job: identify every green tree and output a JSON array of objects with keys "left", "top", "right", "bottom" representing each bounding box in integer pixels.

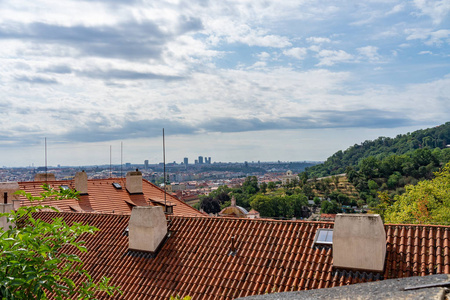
[
  {"left": 260, "top": 182, "right": 267, "bottom": 194},
  {"left": 199, "top": 196, "right": 221, "bottom": 214},
  {"left": 0, "top": 184, "right": 120, "bottom": 299},
  {"left": 242, "top": 176, "right": 259, "bottom": 195},
  {"left": 359, "top": 156, "right": 379, "bottom": 179},
  {"left": 267, "top": 182, "right": 276, "bottom": 191},
  {"left": 250, "top": 195, "right": 276, "bottom": 217},
  {"left": 385, "top": 162, "right": 450, "bottom": 225},
  {"left": 321, "top": 200, "right": 341, "bottom": 214}
]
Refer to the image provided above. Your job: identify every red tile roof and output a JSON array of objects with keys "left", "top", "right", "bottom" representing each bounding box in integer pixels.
[
  {"left": 31, "top": 212, "right": 450, "bottom": 299},
  {"left": 18, "top": 178, "right": 203, "bottom": 217}
]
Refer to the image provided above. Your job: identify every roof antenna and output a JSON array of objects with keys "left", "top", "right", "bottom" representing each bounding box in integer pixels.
[
  {"left": 163, "top": 128, "right": 167, "bottom": 212},
  {"left": 45, "top": 137, "right": 48, "bottom": 183},
  {"left": 121, "top": 141, "right": 123, "bottom": 179},
  {"left": 109, "top": 145, "right": 112, "bottom": 178}
]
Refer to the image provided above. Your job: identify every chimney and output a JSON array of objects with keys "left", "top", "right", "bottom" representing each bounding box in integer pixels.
[
  {"left": 128, "top": 206, "right": 167, "bottom": 253},
  {"left": 74, "top": 171, "right": 88, "bottom": 195},
  {"left": 333, "top": 214, "right": 386, "bottom": 272},
  {"left": 34, "top": 173, "right": 56, "bottom": 181},
  {"left": 0, "top": 203, "right": 15, "bottom": 231},
  {"left": 126, "top": 169, "right": 143, "bottom": 194},
  {"left": 231, "top": 195, "right": 236, "bottom": 207},
  {"left": 0, "top": 182, "right": 20, "bottom": 205}
]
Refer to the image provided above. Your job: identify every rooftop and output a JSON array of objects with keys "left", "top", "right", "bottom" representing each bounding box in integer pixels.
[
  {"left": 31, "top": 212, "right": 450, "bottom": 299},
  {"left": 18, "top": 178, "right": 203, "bottom": 216}
]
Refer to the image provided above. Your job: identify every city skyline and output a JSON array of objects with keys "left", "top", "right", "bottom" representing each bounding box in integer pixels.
[{"left": 0, "top": 1, "right": 449, "bottom": 167}]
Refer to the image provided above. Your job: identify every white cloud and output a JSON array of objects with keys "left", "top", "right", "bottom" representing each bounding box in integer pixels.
[
  {"left": 283, "top": 47, "right": 308, "bottom": 60},
  {"left": 406, "top": 28, "right": 450, "bottom": 45},
  {"left": 419, "top": 50, "right": 433, "bottom": 54},
  {"left": 386, "top": 3, "right": 406, "bottom": 15},
  {"left": 413, "top": 0, "right": 450, "bottom": 24},
  {"left": 306, "top": 37, "right": 331, "bottom": 44},
  {"left": 357, "top": 46, "right": 382, "bottom": 62},
  {"left": 316, "top": 50, "right": 354, "bottom": 66},
  {"left": 256, "top": 52, "right": 271, "bottom": 60}
]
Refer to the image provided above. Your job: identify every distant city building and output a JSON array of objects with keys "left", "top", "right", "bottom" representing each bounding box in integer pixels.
[
  {"left": 183, "top": 157, "right": 188, "bottom": 166},
  {"left": 144, "top": 160, "right": 149, "bottom": 170},
  {"left": 198, "top": 156, "right": 203, "bottom": 164},
  {"left": 125, "top": 163, "right": 131, "bottom": 168},
  {"left": 194, "top": 159, "right": 198, "bottom": 165}
]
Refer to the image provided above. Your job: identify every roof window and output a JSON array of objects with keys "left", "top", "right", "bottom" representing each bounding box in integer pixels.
[
  {"left": 112, "top": 182, "right": 122, "bottom": 189},
  {"left": 60, "top": 185, "right": 70, "bottom": 191},
  {"left": 314, "top": 228, "right": 333, "bottom": 245}
]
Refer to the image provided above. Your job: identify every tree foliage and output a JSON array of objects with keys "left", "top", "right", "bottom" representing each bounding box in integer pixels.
[
  {"left": 0, "top": 184, "right": 120, "bottom": 299},
  {"left": 384, "top": 162, "right": 450, "bottom": 225}
]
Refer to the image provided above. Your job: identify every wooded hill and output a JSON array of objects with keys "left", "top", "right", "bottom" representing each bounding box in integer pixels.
[{"left": 305, "top": 122, "right": 450, "bottom": 177}]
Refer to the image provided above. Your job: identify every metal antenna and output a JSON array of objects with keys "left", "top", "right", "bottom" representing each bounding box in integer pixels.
[
  {"left": 45, "top": 137, "right": 48, "bottom": 183},
  {"left": 163, "top": 128, "right": 166, "bottom": 212},
  {"left": 121, "top": 141, "right": 123, "bottom": 179},
  {"left": 110, "top": 145, "right": 112, "bottom": 178}
]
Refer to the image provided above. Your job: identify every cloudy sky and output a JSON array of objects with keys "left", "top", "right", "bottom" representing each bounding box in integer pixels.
[{"left": 0, "top": 0, "right": 449, "bottom": 167}]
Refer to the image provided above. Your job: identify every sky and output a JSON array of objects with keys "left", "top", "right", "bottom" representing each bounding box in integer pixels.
[{"left": 0, "top": 0, "right": 449, "bottom": 167}]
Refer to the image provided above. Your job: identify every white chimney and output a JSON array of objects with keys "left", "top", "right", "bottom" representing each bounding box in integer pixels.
[
  {"left": 126, "top": 170, "right": 143, "bottom": 194},
  {"left": 333, "top": 214, "right": 386, "bottom": 272},
  {"left": 128, "top": 206, "right": 167, "bottom": 253},
  {"left": 74, "top": 171, "right": 88, "bottom": 195}
]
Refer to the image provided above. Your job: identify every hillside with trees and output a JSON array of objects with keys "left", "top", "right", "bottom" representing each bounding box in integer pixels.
[
  {"left": 384, "top": 161, "right": 450, "bottom": 225},
  {"left": 305, "top": 122, "right": 450, "bottom": 177}
]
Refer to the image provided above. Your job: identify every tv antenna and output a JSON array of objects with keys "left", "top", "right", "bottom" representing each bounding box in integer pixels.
[
  {"left": 163, "top": 128, "right": 167, "bottom": 212},
  {"left": 109, "top": 145, "right": 112, "bottom": 178},
  {"left": 45, "top": 137, "right": 48, "bottom": 182}
]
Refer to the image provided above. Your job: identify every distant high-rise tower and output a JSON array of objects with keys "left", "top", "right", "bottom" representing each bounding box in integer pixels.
[
  {"left": 184, "top": 157, "right": 188, "bottom": 166},
  {"left": 207, "top": 157, "right": 212, "bottom": 164},
  {"left": 198, "top": 156, "right": 204, "bottom": 164},
  {"left": 144, "top": 160, "right": 149, "bottom": 170}
]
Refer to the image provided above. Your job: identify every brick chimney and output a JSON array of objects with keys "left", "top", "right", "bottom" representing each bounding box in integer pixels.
[
  {"left": 333, "top": 214, "right": 386, "bottom": 272},
  {"left": 126, "top": 169, "right": 143, "bottom": 194},
  {"left": 74, "top": 171, "right": 88, "bottom": 195},
  {"left": 128, "top": 206, "right": 167, "bottom": 253}
]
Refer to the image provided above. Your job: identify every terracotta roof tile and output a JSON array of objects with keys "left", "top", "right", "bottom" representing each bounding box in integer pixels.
[
  {"left": 28, "top": 212, "right": 450, "bottom": 300},
  {"left": 18, "top": 178, "right": 203, "bottom": 217}
]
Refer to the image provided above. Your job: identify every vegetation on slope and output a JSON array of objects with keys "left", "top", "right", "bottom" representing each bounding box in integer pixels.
[
  {"left": 305, "top": 122, "right": 450, "bottom": 177},
  {"left": 384, "top": 161, "right": 450, "bottom": 225}
]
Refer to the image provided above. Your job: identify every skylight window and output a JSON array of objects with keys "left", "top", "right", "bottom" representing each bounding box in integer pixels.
[
  {"left": 314, "top": 228, "right": 333, "bottom": 245},
  {"left": 60, "top": 185, "right": 70, "bottom": 191},
  {"left": 112, "top": 182, "right": 122, "bottom": 189}
]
